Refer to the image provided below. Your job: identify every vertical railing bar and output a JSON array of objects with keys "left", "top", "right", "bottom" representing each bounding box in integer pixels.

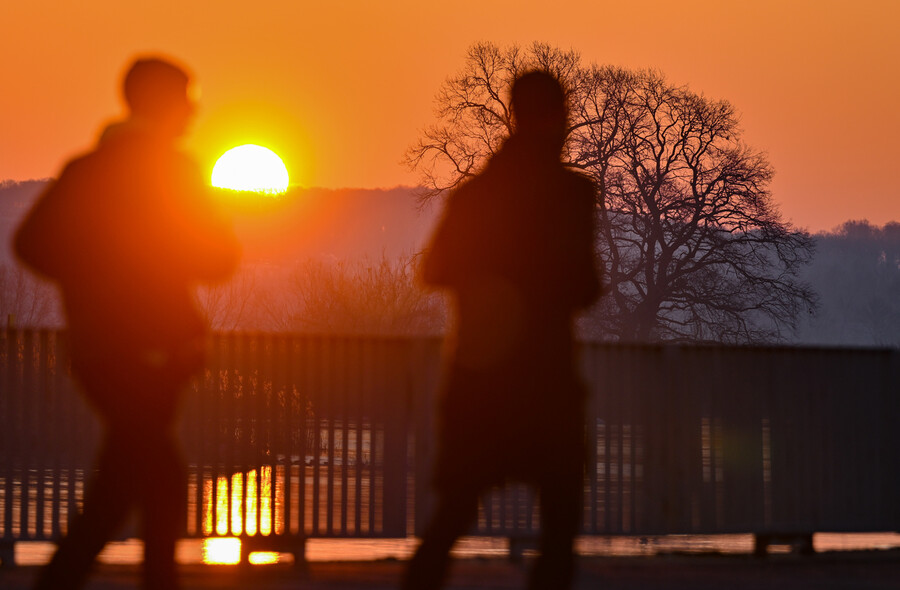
[
  {"left": 1, "top": 330, "right": 9, "bottom": 539},
  {"left": 65, "top": 337, "right": 79, "bottom": 539},
  {"left": 280, "top": 335, "right": 292, "bottom": 537},
  {"left": 2, "top": 329, "right": 19, "bottom": 539},
  {"left": 239, "top": 333, "right": 250, "bottom": 538},
  {"left": 49, "top": 332, "right": 64, "bottom": 539},
  {"left": 371, "top": 339, "right": 383, "bottom": 535},
  {"left": 210, "top": 333, "right": 221, "bottom": 537},
  {"left": 626, "top": 350, "right": 636, "bottom": 533},
  {"left": 509, "top": 483, "right": 518, "bottom": 537},
  {"left": 340, "top": 338, "right": 350, "bottom": 535},
  {"left": 210, "top": 333, "right": 224, "bottom": 537},
  {"left": 264, "top": 333, "right": 276, "bottom": 538},
  {"left": 271, "top": 333, "right": 286, "bottom": 539},
  {"left": 618, "top": 361, "right": 628, "bottom": 533},
  {"left": 21, "top": 330, "right": 35, "bottom": 538},
  {"left": 241, "top": 333, "right": 252, "bottom": 538},
  {"left": 243, "top": 333, "right": 254, "bottom": 538},
  {"left": 604, "top": 346, "right": 614, "bottom": 534},
  {"left": 235, "top": 334, "right": 244, "bottom": 539},
  {"left": 255, "top": 333, "right": 264, "bottom": 538},
  {"left": 217, "top": 333, "right": 228, "bottom": 537},
  {"left": 311, "top": 335, "right": 321, "bottom": 535},
  {"left": 296, "top": 336, "right": 307, "bottom": 537},
  {"left": 259, "top": 334, "right": 270, "bottom": 539},
  {"left": 324, "top": 336, "right": 335, "bottom": 535},
  {"left": 224, "top": 333, "right": 237, "bottom": 536},
  {"left": 34, "top": 330, "right": 49, "bottom": 539},
  {"left": 204, "top": 334, "right": 215, "bottom": 538},
  {"left": 598, "top": 346, "right": 611, "bottom": 533},
  {"left": 353, "top": 338, "right": 365, "bottom": 535},
  {"left": 194, "top": 336, "right": 212, "bottom": 537},
  {"left": 588, "top": 343, "right": 601, "bottom": 533},
  {"left": 605, "top": 351, "right": 616, "bottom": 533},
  {"left": 366, "top": 338, "right": 377, "bottom": 535},
  {"left": 234, "top": 333, "right": 246, "bottom": 537},
  {"left": 253, "top": 333, "right": 265, "bottom": 538},
  {"left": 680, "top": 348, "right": 694, "bottom": 532},
  {"left": 595, "top": 347, "right": 605, "bottom": 532}
]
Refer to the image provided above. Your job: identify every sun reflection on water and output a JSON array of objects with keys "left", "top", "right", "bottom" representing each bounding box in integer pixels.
[
  {"left": 201, "top": 537, "right": 240, "bottom": 565},
  {"left": 200, "top": 465, "right": 276, "bottom": 564},
  {"left": 248, "top": 551, "right": 281, "bottom": 565},
  {"left": 199, "top": 538, "right": 282, "bottom": 565}
]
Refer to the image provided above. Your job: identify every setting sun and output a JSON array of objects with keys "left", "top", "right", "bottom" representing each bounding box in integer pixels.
[{"left": 211, "top": 144, "right": 289, "bottom": 194}]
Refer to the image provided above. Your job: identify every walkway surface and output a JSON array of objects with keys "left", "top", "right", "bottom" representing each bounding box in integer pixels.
[{"left": 2, "top": 551, "right": 900, "bottom": 590}]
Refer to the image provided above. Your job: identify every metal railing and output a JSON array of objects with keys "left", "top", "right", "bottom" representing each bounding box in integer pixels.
[{"left": 2, "top": 329, "right": 899, "bottom": 565}]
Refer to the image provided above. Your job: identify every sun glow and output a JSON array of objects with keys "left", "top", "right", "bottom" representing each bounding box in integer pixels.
[{"left": 211, "top": 144, "right": 289, "bottom": 194}]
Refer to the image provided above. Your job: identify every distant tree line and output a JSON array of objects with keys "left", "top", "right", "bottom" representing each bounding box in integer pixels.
[
  {"left": 1, "top": 165, "right": 897, "bottom": 348},
  {"left": 795, "top": 220, "right": 900, "bottom": 348}
]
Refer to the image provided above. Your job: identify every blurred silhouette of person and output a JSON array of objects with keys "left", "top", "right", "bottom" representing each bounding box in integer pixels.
[
  {"left": 402, "top": 71, "right": 601, "bottom": 590},
  {"left": 14, "top": 56, "right": 239, "bottom": 590}
]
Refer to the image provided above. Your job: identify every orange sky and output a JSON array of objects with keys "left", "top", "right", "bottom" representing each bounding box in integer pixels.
[{"left": 2, "top": 0, "right": 897, "bottom": 231}]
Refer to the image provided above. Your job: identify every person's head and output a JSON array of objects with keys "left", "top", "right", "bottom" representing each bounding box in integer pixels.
[
  {"left": 122, "top": 57, "right": 196, "bottom": 137},
  {"left": 510, "top": 70, "right": 567, "bottom": 145}
]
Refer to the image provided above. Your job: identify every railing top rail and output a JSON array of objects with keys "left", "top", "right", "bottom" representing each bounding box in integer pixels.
[{"left": 3, "top": 327, "right": 898, "bottom": 355}]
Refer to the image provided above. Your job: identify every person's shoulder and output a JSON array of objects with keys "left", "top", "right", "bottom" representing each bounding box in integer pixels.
[
  {"left": 562, "top": 168, "right": 593, "bottom": 188},
  {"left": 445, "top": 173, "right": 485, "bottom": 206},
  {"left": 51, "top": 147, "right": 105, "bottom": 184},
  {"left": 561, "top": 168, "right": 595, "bottom": 202}
]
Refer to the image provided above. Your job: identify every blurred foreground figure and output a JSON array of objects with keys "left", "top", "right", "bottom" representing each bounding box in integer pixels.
[
  {"left": 402, "top": 71, "right": 601, "bottom": 590},
  {"left": 15, "top": 57, "right": 239, "bottom": 590}
]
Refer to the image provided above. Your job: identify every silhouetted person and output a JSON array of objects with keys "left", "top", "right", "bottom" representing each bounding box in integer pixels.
[
  {"left": 402, "top": 71, "right": 601, "bottom": 590},
  {"left": 14, "top": 57, "right": 239, "bottom": 590}
]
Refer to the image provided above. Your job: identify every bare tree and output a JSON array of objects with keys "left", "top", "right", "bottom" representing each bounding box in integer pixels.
[
  {"left": 195, "top": 264, "right": 262, "bottom": 331},
  {"left": 0, "top": 263, "right": 61, "bottom": 328},
  {"left": 271, "top": 254, "right": 446, "bottom": 336},
  {"left": 407, "top": 42, "right": 816, "bottom": 343}
]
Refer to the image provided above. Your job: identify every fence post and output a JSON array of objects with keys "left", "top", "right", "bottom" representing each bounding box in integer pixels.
[
  {"left": 0, "top": 541, "right": 14, "bottom": 568},
  {"left": 409, "top": 337, "right": 443, "bottom": 537},
  {"left": 380, "top": 339, "right": 410, "bottom": 537}
]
